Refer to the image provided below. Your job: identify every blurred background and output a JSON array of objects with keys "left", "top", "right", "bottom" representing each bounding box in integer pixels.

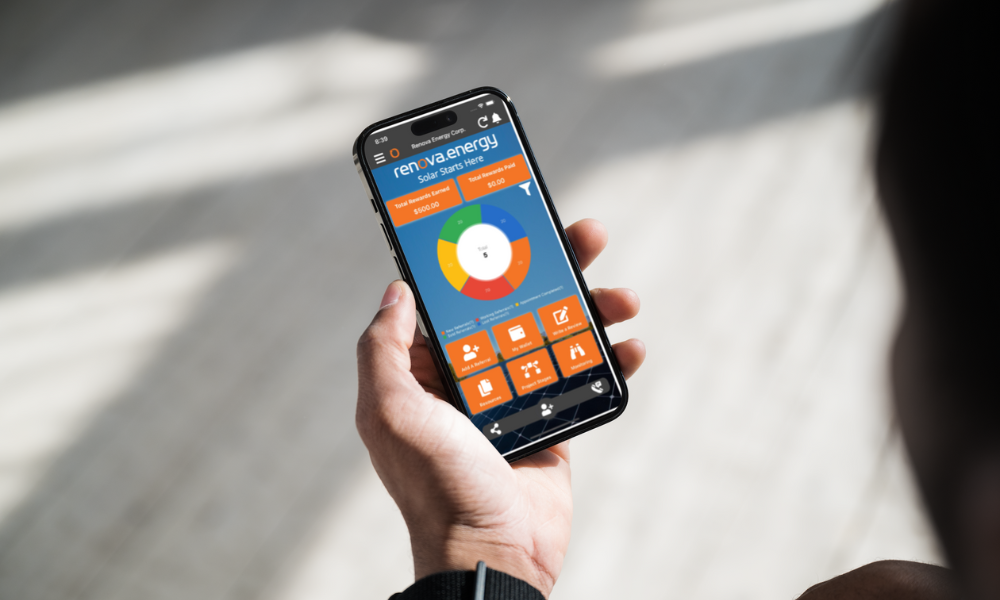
[{"left": 0, "top": 0, "right": 944, "bottom": 598}]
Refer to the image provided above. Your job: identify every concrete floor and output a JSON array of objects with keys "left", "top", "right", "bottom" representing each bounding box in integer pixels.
[{"left": 0, "top": 0, "right": 943, "bottom": 598}]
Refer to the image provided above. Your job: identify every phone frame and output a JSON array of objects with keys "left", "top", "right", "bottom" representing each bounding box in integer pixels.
[{"left": 353, "top": 86, "right": 628, "bottom": 462}]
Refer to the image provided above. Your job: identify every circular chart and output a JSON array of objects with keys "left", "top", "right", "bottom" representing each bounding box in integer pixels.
[{"left": 438, "top": 205, "right": 531, "bottom": 300}]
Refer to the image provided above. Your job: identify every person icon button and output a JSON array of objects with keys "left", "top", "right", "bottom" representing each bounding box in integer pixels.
[{"left": 463, "top": 344, "right": 479, "bottom": 361}]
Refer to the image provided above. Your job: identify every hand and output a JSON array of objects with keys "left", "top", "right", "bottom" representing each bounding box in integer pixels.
[
  {"left": 356, "top": 219, "right": 644, "bottom": 597},
  {"left": 797, "top": 560, "right": 961, "bottom": 600}
]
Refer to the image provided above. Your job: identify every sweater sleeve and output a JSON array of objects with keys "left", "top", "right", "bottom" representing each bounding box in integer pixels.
[{"left": 389, "top": 567, "right": 545, "bottom": 600}]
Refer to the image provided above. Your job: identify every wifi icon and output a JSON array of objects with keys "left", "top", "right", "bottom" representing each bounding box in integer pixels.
[{"left": 478, "top": 103, "right": 484, "bottom": 108}]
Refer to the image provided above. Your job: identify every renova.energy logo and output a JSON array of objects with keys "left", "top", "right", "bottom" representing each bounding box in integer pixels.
[{"left": 394, "top": 133, "right": 499, "bottom": 182}]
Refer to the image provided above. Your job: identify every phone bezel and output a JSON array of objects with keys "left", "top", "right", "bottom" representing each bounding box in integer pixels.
[{"left": 352, "top": 86, "right": 629, "bottom": 463}]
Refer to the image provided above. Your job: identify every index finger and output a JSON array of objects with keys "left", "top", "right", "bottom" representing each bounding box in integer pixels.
[{"left": 565, "top": 219, "right": 608, "bottom": 271}]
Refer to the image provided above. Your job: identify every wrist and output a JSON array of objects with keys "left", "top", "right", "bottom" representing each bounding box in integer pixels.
[
  {"left": 394, "top": 563, "right": 545, "bottom": 600},
  {"left": 411, "top": 528, "right": 558, "bottom": 598}
]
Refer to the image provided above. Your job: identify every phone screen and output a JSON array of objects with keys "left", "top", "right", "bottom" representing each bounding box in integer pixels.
[{"left": 361, "top": 91, "right": 624, "bottom": 457}]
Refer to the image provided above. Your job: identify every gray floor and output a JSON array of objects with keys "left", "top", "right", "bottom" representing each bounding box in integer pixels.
[{"left": 0, "top": 0, "right": 942, "bottom": 598}]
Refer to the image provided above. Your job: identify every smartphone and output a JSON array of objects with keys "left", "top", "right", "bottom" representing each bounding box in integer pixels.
[{"left": 353, "top": 87, "right": 628, "bottom": 462}]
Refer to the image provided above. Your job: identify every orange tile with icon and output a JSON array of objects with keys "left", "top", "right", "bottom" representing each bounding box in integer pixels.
[
  {"left": 445, "top": 330, "right": 498, "bottom": 377},
  {"left": 537, "top": 295, "right": 588, "bottom": 342},
  {"left": 491, "top": 313, "right": 544, "bottom": 360},
  {"left": 509, "top": 348, "right": 559, "bottom": 396},
  {"left": 460, "top": 367, "right": 513, "bottom": 415},
  {"left": 457, "top": 154, "right": 531, "bottom": 201},
  {"left": 552, "top": 330, "right": 604, "bottom": 377}
]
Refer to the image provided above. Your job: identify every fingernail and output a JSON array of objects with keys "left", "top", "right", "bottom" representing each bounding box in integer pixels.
[{"left": 379, "top": 281, "right": 402, "bottom": 309}]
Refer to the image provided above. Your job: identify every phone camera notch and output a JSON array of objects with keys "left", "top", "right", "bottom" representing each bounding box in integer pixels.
[{"left": 411, "top": 110, "right": 458, "bottom": 136}]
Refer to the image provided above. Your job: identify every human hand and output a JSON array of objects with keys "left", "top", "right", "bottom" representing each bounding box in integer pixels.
[
  {"left": 797, "top": 560, "right": 961, "bottom": 600},
  {"left": 356, "top": 219, "right": 644, "bottom": 597}
]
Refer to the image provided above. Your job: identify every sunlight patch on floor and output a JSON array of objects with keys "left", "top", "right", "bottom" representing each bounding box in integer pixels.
[
  {"left": 0, "top": 30, "right": 427, "bottom": 232},
  {"left": 0, "top": 242, "right": 236, "bottom": 521},
  {"left": 591, "top": 0, "right": 886, "bottom": 77}
]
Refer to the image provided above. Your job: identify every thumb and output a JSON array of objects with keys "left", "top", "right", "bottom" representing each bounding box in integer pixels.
[{"left": 357, "top": 280, "right": 417, "bottom": 407}]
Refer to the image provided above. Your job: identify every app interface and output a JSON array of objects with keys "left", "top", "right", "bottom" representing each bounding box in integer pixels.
[{"left": 364, "top": 93, "right": 622, "bottom": 455}]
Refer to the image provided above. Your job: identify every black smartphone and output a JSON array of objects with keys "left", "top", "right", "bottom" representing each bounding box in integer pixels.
[{"left": 353, "top": 87, "right": 628, "bottom": 462}]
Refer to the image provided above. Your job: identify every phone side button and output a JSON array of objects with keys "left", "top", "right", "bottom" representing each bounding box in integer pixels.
[
  {"left": 380, "top": 224, "right": 393, "bottom": 251},
  {"left": 370, "top": 196, "right": 378, "bottom": 213},
  {"left": 392, "top": 256, "right": 405, "bottom": 279}
]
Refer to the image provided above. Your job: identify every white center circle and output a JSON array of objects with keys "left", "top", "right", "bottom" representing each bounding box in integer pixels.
[{"left": 456, "top": 223, "right": 512, "bottom": 281}]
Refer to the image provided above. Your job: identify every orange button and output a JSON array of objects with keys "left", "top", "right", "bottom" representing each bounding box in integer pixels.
[
  {"left": 460, "top": 367, "right": 513, "bottom": 415},
  {"left": 552, "top": 330, "right": 604, "bottom": 377},
  {"left": 456, "top": 154, "right": 531, "bottom": 201},
  {"left": 508, "top": 348, "right": 559, "bottom": 396},
  {"left": 537, "top": 295, "right": 589, "bottom": 342},
  {"left": 491, "top": 313, "right": 544, "bottom": 360},
  {"left": 386, "top": 179, "right": 462, "bottom": 227},
  {"left": 445, "top": 330, "right": 498, "bottom": 377}
]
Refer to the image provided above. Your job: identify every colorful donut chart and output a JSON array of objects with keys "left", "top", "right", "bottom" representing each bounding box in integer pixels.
[{"left": 438, "top": 205, "right": 531, "bottom": 300}]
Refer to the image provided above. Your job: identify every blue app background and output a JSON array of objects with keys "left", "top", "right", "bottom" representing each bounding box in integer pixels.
[
  {"left": 373, "top": 124, "right": 519, "bottom": 200},
  {"left": 390, "top": 185, "right": 582, "bottom": 334}
]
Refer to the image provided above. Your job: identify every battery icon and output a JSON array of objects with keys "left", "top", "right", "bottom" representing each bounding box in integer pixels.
[{"left": 485, "top": 100, "right": 494, "bottom": 106}]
